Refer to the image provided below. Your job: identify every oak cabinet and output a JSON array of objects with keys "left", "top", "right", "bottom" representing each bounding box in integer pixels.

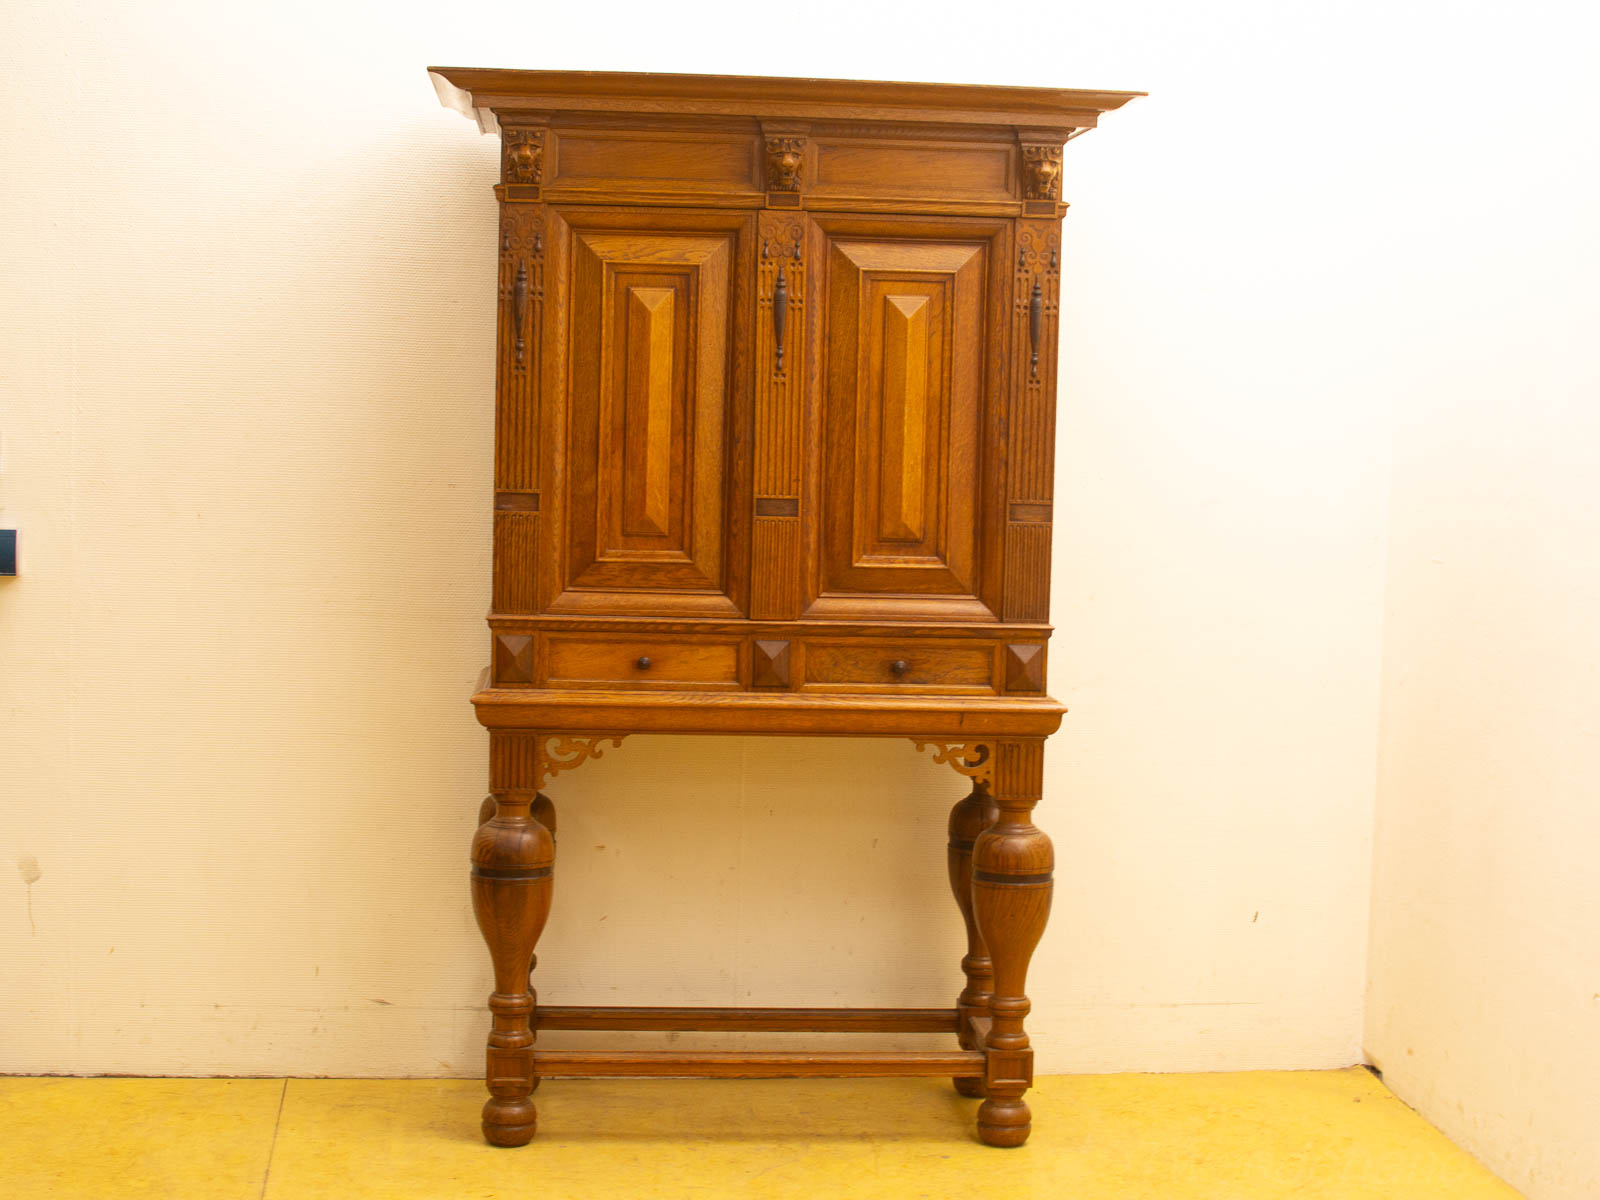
[{"left": 432, "top": 66, "right": 1138, "bottom": 1149}]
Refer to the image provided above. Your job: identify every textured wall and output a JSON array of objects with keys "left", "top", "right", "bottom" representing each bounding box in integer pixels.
[
  {"left": 1363, "top": 14, "right": 1600, "bottom": 1194},
  {"left": 3, "top": 1, "right": 1393, "bottom": 1079}
]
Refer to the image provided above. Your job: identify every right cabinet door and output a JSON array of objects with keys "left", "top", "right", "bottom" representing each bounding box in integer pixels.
[{"left": 806, "top": 215, "right": 1009, "bottom": 622}]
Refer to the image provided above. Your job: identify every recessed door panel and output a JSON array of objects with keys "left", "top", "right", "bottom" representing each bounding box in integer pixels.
[
  {"left": 877, "top": 291, "right": 934, "bottom": 544},
  {"left": 549, "top": 209, "right": 753, "bottom": 616},
  {"left": 808, "top": 216, "right": 1006, "bottom": 621},
  {"left": 620, "top": 284, "right": 679, "bottom": 539}
]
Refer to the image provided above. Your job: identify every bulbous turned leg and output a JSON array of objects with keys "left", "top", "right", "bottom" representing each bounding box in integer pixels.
[
  {"left": 524, "top": 792, "right": 556, "bottom": 1091},
  {"left": 471, "top": 788, "right": 554, "bottom": 1146},
  {"left": 479, "top": 793, "right": 555, "bottom": 835},
  {"left": 970, "top": 740, "right": 1053, "bottom": 1147},
  {"left": 948, "top": 778, "right": 1000, "bottom": 1097},
  {"left": 530, "top": 792, "right": 556, "bottom": 843},
  {"left": 477, "top": 792, "right": 558, "bottom": 1093}
]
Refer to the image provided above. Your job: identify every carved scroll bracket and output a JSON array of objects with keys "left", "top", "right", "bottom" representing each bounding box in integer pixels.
[
  {"left": 539, "top": 735, "right": 628, "bottom": 789},
  {"left": 913, "top": 741, "right": 994, "bottom": 786}
]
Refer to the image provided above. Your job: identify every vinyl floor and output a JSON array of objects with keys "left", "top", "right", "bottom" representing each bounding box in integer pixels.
[{"left": 0, "top": 1067, "right": 1522, "bottom": 1198}]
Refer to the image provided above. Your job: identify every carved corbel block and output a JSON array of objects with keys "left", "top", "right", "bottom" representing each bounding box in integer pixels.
[
  {"left": 1020, "top": 143, "right": 1062, "bottom": 201},
  {"left": 761, "top": 124, "right": 809, "bottom": 209},
  {"left": 765, "top": 137, "right": 805, "bottom": 191},
  {"left": 502, "top": 128, "right": 544, "bottom": 186}
]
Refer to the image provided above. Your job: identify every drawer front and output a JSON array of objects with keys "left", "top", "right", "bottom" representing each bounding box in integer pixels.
[
  {"left": 801, "top": 641, "right": 996, "bottom": 694},
  {"left": 543, "top": 636, "right": 743, "bottom": 691}
]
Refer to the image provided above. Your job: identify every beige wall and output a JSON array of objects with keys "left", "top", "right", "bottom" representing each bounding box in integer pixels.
[
  {"left": 1369, "top": 411, "right": 1600, "bottom": 1200},
  {"left": 1363, "top": 25, "right": 1600, "bottom": 1195},
  {"left": 7, "top": 0, "right": 1583, "bottom": 1145},
  {"left": 13, "top": 4, "right": 1595, "bottom": 1191},
  {"left": 1, "top": 0, "right": 1390, "bottom": 1078}
]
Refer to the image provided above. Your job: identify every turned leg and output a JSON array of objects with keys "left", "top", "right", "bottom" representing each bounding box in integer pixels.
[
  {"left": 530, "top": 792, "right": 556, "bottom": 842},
  {"left": 970, "top": 740, "right": 1053, "bottom": 1147},
  {"left": 948, "top": 778, "right": 999, "bottom": 1097},
  {"left": 477, "top": 791, "right": 557, "bottom": 1006},
  {"left": 479, "top": 792, "right": 554, "bottom": 835},
  {"left": 524, "top": 792, "right": 556, "bottom": 1089},
  {"left": 471, "top": 788, "right": 555, "bottom": 1146},
  {"left": 478, "top": 790, "right": 558, "bottom": 1022}
]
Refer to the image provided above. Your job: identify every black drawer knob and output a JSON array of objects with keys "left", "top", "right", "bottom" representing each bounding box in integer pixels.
[
  {"left": 635, "top": 656, "right": 652, "bottom": 671},
  {"left": 890, "top": 659, "right": 911, "bottom": 677}
]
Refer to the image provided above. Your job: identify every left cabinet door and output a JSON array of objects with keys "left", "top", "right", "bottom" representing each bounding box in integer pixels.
[{"left": 540, "top": 207, "right": 754, "bottom": 617}]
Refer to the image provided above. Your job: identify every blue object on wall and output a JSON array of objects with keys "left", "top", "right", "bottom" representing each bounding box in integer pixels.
[{"left": 0, "top": 530, "right": 15, "bottom": 576}]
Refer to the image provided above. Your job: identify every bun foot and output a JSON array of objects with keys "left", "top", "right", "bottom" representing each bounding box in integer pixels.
[
  {"left": 977, "top": 1097, "right": 1031, "bottom": 1147},
  {"left": 482, "top": 1098, "right": 537, "bottom": 1146},
  {"left": 953, "top": 1076, "right": 987, "bottom": 1098}
]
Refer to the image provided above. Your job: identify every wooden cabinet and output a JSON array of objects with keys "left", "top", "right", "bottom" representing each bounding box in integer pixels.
[{"left": 432, "top": 66, "right": 1139, "bottom": 1149}]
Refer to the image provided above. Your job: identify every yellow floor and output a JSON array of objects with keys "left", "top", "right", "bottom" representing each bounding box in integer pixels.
[{"left": 0, "top": 1069, "right": 1519, "bottom": 1199}]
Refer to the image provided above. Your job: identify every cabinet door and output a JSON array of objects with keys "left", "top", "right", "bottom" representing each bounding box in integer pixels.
[
  {"left": 544, "top": 208, "right": 754, "bottom": 617},
  {"left": 806, "top": 215, "right": 1008, "bottom": 621}
]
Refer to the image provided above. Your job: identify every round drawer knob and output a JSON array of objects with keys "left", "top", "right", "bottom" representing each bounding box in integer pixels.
[
  {"left": 890, "top": 659, "right": 911, "bottom": 677},
  {"left": 635, "top": 656, "right": 652, "bottom": 671}
]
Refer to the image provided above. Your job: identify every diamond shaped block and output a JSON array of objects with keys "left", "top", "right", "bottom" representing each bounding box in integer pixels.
[
  {"left": 494, "top": 634, "right": 535, "bottom": 685},
  {"left": 1004, "top": 643, "right": 1045, "bottom": 693},
  {"left": 752, "top": 639, "right": 791, "bottom": 688}
]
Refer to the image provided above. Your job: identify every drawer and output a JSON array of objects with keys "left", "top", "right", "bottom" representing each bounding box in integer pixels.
[
  {"left": 800, "top": 641, "right": 996, "bottom": 694},
  {"left": 543, "top": 636, "right": 743, "bottom": 691}
]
